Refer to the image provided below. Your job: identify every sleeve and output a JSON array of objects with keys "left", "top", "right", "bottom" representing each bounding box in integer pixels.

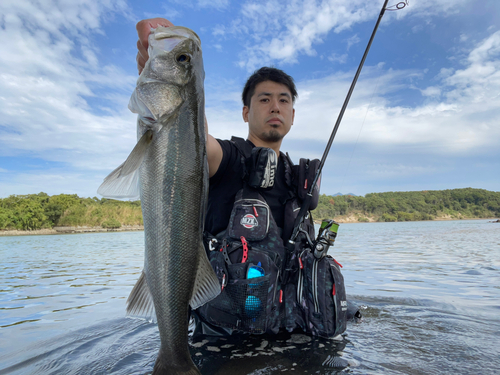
[{"left": 209, "top": 139, "right": 241, "bottom": 187}]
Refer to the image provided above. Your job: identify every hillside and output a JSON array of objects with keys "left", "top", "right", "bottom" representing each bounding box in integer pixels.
[
  {"left": 1, "top": 188, "right": 499, "bottom": 232},
  {"left": 0, "top": 193, "right": 142, "bottom": 231},
  {"left": 313, "top": 188, "right": 500, "bottom": 222}
]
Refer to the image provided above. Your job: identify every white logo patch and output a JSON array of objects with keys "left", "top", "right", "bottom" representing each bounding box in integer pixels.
[{"left": 240, "top": 214, "right": 258, "bottom": 229}]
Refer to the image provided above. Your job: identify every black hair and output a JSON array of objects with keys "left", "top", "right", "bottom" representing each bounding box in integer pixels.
[{"left": 242, "top": 67, "right": 298, "bottom": 107}]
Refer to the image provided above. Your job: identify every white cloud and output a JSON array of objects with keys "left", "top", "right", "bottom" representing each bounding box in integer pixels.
[
  {"left": 436, "top": 68, "right": 455, "bottom": 79},
  {"left": 198, "top": 0, "right": 230, "bottom": 9},
  {"left": 346, "top": 34, "right": 360, "bottom": 50},
  {"left": 290, "top": 30, "right": 500, "bottom": 154},
  {"left": 207, "top": 29, "right": 500, "bottom": 158},
  {"left": 1, "top": 0, "right": 498, "bottom": 199},
  {"left": 167, "top": 0, "right": 230, "bottom": 10},
  {"left": 228, "top": 0, "right": 476, "bottom": 70},
  {"left": 444, "top": 31, "right": 500, "bottom": 105},
  {"left": 0, "top": 0, "right": 138, "bottom": 174},
  {"left": 212, "top": 25, "right": 226, "bottom": 37},
  {"left": 420, "top": 86, "right": 441, "bottom": 97},
  {"left": 403, "top": 0, "right": 469, "bottom": 17},
  {"left": 0, "top": 169, "right": 105, "bottom": 198},
  {"left": 235, "top": 0, "right": 380, "bottom": 70},
  {"left": 160, "top": 4, "right": 182, "bottom": 20},
  {"left": 363, "top": 163, "right": 439, "bottom": 178},
  {"left": 328, "top": 53, "right": 348, "bottom": 64}
]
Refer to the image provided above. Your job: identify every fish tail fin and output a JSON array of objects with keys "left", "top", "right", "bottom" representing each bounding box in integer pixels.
[
  {"left": 152, "top": 348, "right": 201, "bottom": 375},
  {"left": 189, "top": 243, "right": 221, "bottom": 309}
]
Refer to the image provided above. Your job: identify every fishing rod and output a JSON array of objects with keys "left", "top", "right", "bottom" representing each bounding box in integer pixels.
[{"left": 287, "top": 0, "right": 409, "bottom": 255}]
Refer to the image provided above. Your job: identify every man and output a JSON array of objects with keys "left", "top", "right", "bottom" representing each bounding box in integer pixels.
[{"left": 136, "top": 18, "right": 297, "bottom": 237}]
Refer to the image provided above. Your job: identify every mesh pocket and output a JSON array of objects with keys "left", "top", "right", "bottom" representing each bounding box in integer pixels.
[{"left": 204, "top": 275, "right": 270, "bottom": 334}]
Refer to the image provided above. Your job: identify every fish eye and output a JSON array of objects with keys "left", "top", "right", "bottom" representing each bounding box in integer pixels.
[{"left": 176, "top": 54, "right": 191, "bottom": 63}]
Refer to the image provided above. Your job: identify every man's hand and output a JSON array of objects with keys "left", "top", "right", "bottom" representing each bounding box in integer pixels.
[{"left": 136, "top": 18, "right": 174, "bottom": 75}]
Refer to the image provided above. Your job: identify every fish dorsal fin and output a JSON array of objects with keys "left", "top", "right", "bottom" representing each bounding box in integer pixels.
[
  {"left": 97, "top": 130, "right": 153, "bottom": 199},
  {"left": 190, "top": 244, "right": 221, "bottom": 309},
  {"left": 126, "top": 270, "right": 157, "bottom": 323}
]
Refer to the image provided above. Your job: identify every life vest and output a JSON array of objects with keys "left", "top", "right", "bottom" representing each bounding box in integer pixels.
[{"left": 195, "top": 137, "right": 347, "bottom": 338}]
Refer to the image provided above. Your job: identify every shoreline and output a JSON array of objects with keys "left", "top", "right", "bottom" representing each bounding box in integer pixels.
[
  {"left": 316, "top": 216, "right": 499, "bottom": 224},
  {"left": 2, "top": 217, "right": 498, "bottom": 237},
  {"left": 0, "top": 225, "right": 144, "bottom": 237}
]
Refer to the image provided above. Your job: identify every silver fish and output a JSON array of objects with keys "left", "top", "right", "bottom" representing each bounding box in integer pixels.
[{"left": 98, "top": 26, "right": 220, "bottom": 375}]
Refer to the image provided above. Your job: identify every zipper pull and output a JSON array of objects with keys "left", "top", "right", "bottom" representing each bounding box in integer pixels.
[
  {"left": 253, "top": 205, "right": 258, "bottom": 217},
  {"left": 333, "top": 258, "right": 343, "bottom": 268},
  {"left": 240, "top": 236, "right": 249, "bottom": 263}
]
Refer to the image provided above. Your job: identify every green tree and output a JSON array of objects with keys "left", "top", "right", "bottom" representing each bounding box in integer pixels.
[
  {"left": 14, "top": 199, "right": 47, "bottom": 230},
  {"left": 0, "top": 207, "right": 16, "bottom": 229}
]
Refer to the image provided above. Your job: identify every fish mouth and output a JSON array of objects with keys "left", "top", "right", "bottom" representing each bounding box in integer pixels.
[
  {"left": 142, "top": 116, "right": 156, "bottom": 123},
  {"left": 153, "top": 26, "right": 201, "bottom": 48}
]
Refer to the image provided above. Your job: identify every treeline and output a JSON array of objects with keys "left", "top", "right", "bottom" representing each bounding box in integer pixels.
[
  {"left": 0, "top": 193, "right": 142, "bottom": 231},
  {"left": 1, "top": 188, "right": 499, "bottom": 231},
  {"left": 313, "top": 188, "right": 500, "bottom": 222}
]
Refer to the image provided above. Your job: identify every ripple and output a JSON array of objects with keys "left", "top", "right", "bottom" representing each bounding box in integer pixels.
[{"left": 1, "top": 222, "right": 499, "bottom": 375}]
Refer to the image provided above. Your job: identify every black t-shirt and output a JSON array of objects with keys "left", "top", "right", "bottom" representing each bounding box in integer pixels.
[{"left": 205, "top": 139, "right": 289, "bottom": 236}]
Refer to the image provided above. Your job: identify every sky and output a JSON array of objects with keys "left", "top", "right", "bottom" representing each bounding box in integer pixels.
[{"left": 0, "top": 0, "right": 499, "bottom": 198}]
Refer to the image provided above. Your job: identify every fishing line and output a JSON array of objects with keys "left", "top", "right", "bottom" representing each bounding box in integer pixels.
[{"left": 337, "top": 72, "right": 383, "bottom": 195}]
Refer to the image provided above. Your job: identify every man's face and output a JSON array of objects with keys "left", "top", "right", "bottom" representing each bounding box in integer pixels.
[{"left": 242, "top": 80, "right": 295, "bottom": 145}]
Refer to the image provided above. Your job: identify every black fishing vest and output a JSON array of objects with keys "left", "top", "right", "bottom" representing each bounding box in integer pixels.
[{"left": 195, "top": 137, "right": 347, "bottom": 338}]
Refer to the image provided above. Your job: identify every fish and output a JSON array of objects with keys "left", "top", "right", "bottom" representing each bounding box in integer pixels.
[{"left": 98, "top": 26, "right": 220, "bottom": 375}]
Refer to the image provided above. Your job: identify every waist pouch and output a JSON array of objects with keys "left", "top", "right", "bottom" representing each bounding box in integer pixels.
[
  {"left": 296, "top": 250, "right": 347, "bottom": 338},
  {"left": 196, "top": 189, "right": 285, "bottom": 334}
]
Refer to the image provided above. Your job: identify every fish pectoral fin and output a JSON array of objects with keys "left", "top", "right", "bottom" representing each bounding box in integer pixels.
[
  {"left": 97, "top": 130, "right": 153, "bottom": 199},
  {"left": 190, "top": 244, "right": 222, "bottom": 310},
  {"left": 97, "top": 162, "right": 140, "bottom": 199},
  {"left": 120, "top": 129, "right": 153, "bottom": 176},
  {"left": 126, "top": 270, "right": 156, "bottom": 322}
]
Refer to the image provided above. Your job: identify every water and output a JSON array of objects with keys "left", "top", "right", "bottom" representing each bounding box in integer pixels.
[{"left": 0, "top": 220, "right": 499, "bottom": 374}]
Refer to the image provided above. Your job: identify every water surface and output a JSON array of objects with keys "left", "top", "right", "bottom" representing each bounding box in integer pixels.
[{"left": 1, "top": 220, "right": 499, "bottom": 374}]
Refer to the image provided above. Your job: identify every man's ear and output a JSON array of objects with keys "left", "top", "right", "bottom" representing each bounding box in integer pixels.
[
  {"left": 292, "top": 108, "right": 295, "bottom": 125},
  {"left": 242, "top": 106, "right": 249, "bottom": 122}
]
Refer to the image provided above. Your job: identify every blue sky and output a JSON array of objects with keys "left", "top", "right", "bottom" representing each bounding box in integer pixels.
[{"left": 0, "top": 0, "right": 499, "bottom": 198}]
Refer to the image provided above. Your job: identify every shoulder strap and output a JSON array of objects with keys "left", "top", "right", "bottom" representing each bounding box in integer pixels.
[
  {"left": 229, "top": 136, "right": 251, "bottom": 181},
  {"left": 282, "top": 152, "right": 295, "bottom": 190},
  {"left": 230, "top": 136, "right": 253, "bottom": 158}
]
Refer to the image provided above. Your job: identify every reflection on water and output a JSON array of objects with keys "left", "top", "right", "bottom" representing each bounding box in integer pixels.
[{"left": 0, "top": 220, "right": 499, "bottom": 374}]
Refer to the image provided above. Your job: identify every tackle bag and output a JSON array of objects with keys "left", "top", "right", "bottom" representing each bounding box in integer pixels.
[
  {"left": 296, "top": 250, "right": 347, "bottom": 338},
  {"left": 196, "top": 186, "right": 285, "bottom": 334}
]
